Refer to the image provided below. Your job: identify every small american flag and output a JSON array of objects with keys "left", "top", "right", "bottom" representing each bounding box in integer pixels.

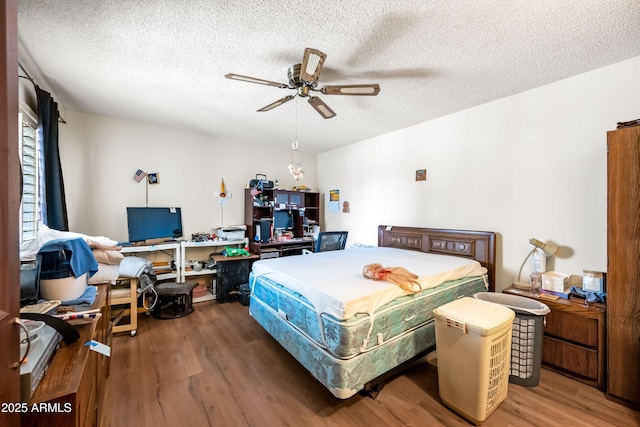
[{"left": 133, "top": 169, "right": 146, "bottom": 182}]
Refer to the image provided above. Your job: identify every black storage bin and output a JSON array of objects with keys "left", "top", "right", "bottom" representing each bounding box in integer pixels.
[
  {"left": 238, "top": 283, "right": 251, "bottom": 306},
  {"left": 216, "top": 259, "right": 252, "bottom": 303}
]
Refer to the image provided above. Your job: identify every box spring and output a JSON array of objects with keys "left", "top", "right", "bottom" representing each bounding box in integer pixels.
[{"left": 249, "top": 273, "right": 487, "bottom": 398}]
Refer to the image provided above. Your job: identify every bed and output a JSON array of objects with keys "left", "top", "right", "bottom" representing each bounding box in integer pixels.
[{"left": 248, "top": 225, "right": 496, "bottom": 399}]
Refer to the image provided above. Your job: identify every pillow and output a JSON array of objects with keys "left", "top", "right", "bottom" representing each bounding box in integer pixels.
[
  {"left": 88, "top": 263, "right": 120, "bottom": 285},
  {"left": 92, "top": 248, "right": 124, "bottom": 265}
]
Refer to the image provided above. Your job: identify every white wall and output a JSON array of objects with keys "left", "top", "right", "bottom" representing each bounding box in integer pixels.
[
  {"left": 59, "top": 111, "right": 317, "bottom": 242},
  {"left": 58, "top": 57, "right": 639, "bottom": 291},
  {"left": 318, "top": 56, "right": 640, "bottom": 291}
]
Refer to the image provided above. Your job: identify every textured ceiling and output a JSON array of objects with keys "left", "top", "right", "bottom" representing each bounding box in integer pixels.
[{"left": 17, "top": 1, "right": 640, "bottom": 154}]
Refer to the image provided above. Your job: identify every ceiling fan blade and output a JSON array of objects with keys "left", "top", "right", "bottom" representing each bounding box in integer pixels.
[
  {"left": 321, "top": 84, "right": 381, "bottom": 96},
  {"left": 299, "top": 48, "right": 327, "bottom": 83},
  {"left": 225, "top": 73, "right": 289, "bottom": 89},
  {"left": 308, "top": 96, "right": 336, "bottom": 119},
  {"left": 257, "top": 95, "right": 296, "bottom": 112}
]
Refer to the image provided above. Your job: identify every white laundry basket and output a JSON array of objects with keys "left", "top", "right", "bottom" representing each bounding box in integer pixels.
[{"left": 434, "top": 297, "right": 515, "bottom": 425}]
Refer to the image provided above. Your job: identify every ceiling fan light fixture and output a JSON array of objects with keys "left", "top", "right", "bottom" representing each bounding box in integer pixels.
[
  {"left": 305, "top": 55, "right": 321, "bottom": 76},
  {"left": 225, "top": 47, "right": 380, "bottom": 119},
  {"left": 308, "top": 97, "right": 336, "bottom": 119},
  {"left": 289, "top": 148, "right": 304, "bottom": 181}
]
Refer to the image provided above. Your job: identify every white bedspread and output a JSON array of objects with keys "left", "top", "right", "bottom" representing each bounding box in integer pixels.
[{"left": 251, "top": 247, "right": 487, "bottom": 321}]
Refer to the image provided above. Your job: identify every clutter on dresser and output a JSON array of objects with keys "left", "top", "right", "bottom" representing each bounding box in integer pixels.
[{"left": 616, "top": 118, "right": 640, "bottom": 128}]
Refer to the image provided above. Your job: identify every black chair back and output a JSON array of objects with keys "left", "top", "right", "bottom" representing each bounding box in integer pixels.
[{"left": 315, "top": 231, "right": 348, "bottom": 252}]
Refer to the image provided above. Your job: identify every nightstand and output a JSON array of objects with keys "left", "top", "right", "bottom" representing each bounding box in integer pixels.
[{"left": 503, "top": 286, "right": 606, "bottom": 391}]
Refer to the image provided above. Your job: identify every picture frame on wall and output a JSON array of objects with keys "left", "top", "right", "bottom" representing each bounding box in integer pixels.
[{"left": 415, "top": 169, "right": 427, "bottom": 181}]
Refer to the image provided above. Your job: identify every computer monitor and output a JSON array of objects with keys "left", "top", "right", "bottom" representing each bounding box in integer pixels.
[
  {"left": 126, "top": 207, "right": 183, "bottom": 243},
  {"left": 273, "top": 210, "right": 293, "bottom": 230}
]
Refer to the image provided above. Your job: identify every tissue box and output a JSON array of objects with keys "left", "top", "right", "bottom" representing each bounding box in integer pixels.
[{"left": 541, "top": 271, "right": 569, "bottom": 292}]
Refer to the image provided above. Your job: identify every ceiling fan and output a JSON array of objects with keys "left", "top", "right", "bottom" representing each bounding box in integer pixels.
[{"left": 225, "top": 48, "right": 380, "bottom": 119}]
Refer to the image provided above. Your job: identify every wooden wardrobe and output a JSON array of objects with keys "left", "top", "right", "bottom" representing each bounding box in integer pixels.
[{"left": 607, "top": 125, "right": 640, "bottom": 408}]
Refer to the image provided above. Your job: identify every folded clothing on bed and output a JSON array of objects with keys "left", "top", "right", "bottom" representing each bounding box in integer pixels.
[
  {"left": 118, "top": 256, "right": 151, "bottom": 278},
  {"left": 92, "top": 248, "right": 124, "bottom": 265},
  {"left": 118, "top": 257, "right": 157, "bottom": 291},
  {"left": 88, "top": 263, "right": 121, "bottom": 285}
]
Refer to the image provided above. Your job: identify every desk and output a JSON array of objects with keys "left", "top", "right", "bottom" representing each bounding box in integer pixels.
[{"left": 249, "top": 239, "right": 315, "bottom": 258}]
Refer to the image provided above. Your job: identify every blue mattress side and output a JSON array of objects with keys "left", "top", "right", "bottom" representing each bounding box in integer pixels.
[{"left": 249, "top": 272, "right": 487, "bottom": 359}]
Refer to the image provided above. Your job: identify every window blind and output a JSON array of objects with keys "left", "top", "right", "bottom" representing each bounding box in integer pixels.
[{"left": 20, "top": 112, "right": 39, "bottom": 242}]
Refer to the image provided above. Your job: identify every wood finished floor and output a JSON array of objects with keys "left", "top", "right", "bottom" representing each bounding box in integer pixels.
[{"left": 101, "top": 300, "right": 640, "bottom": 427}]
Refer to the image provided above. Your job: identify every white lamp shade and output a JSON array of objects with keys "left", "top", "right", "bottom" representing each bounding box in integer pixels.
[{"left": 529, "top": 238, "right": 559, "bottom": 257}]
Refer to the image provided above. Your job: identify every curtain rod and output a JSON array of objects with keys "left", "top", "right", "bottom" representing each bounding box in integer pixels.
[{"left": 18, "top": 64, "right": 67, "bottom": 124}]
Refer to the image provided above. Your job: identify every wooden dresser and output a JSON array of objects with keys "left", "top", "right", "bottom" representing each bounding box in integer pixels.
[
  {"left": 22, "top": 283, "right": 112, "bottom": 427},
  {"left": 503, "top": 286, "right": 606, "bottom": 391}
]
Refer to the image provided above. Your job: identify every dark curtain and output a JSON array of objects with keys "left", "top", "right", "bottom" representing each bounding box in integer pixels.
[{"left": 36, "top": 86, "right": 69, "bottom": 231}]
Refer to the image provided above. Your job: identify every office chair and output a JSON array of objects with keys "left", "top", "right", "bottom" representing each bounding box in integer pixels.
[{"left": 315, "top": 231, "right": 348, "bottom": 252}]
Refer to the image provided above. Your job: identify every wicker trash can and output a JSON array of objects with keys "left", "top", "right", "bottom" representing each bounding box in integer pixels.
[{"left": 474, "top": 292, "right": 550, "bottom": 386}]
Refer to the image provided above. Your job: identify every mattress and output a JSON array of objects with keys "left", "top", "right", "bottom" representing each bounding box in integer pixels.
[
  {"left": 248, "top": 247, "right": 489, "bottom": 398},
  {"left": 251, "top": 247, "right": 487, "bottom": 320}
]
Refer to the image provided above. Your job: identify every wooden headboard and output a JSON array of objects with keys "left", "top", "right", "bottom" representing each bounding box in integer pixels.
[{"left": 378, "top": 225, "right": 496, "bottom": 292}]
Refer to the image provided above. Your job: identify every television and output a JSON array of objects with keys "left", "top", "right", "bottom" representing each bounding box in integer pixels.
[
  {"left": 126, "top": 207, "right": 183, "bottom": 243},
  {"left": 273, "top": 210, "right": 293, "bottom": 230}
]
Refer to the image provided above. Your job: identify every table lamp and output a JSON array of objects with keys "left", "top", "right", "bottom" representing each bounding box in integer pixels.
[{"left": 513, "top": 238, "right": 559, "bottom": 289}]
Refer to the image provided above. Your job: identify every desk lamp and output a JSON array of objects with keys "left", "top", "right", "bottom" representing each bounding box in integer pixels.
[{"left": 513, "top": 238, "right": 559, "bottom": 289}]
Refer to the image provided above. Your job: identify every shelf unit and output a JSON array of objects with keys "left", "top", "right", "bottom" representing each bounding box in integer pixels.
[
  {"left": 180, "top": 239, "right": 245, "bottom": 280},
  {"left": 249, "top": 239, "right": 315, "bottom": 258},
  {"left": 120, "top": 242, "right": 181, "bottom": 281},
  {"left": 181, "top": 239, "right": 246, "bottom": 302},
  {"left": 244, "top": 188, "right": 320, "bottom": 253}
]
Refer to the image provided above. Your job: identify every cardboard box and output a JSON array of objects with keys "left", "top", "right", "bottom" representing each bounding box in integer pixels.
[{"left": 541, "top": 271, "right": 569, "bottom": 292}]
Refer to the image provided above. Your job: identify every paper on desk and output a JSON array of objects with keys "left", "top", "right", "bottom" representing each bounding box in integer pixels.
[{"left": 85, "top": 340, "right": 111, "bottom": 357}]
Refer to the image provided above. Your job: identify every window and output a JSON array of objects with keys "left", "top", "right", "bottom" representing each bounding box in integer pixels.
[{"left": 19, "top": 108, "right": 41, "bottom": 243}]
